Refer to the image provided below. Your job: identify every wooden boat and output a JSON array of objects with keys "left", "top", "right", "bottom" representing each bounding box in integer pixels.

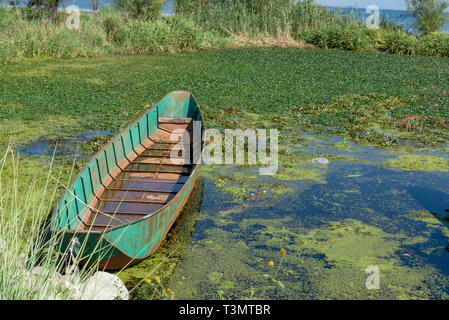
[{"left": 50, "top": 91, "right": 205, "bottom": 270}]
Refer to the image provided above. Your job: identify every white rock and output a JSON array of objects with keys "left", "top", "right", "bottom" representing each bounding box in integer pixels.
[
  {"left": 19, "top": 264, "right": 82, "bottom": 300},
  {"left": 62, "top": 281, "right": 83, "bottom": 300},
  {"left": 31, "top": 266, "right": 62, "bottom": 281},
  {"left": 79, "top": 271, "right": 129, "bottom": 300},
  {"left": 312, "top": 157, "right": 330, "bottom": 165},
  {"left": 31, "top": 266, "right": 45, "bottom": 277},
  {"left": 29, "top": 266, "right": 64, "bottom": 298},
  {"left": 65, "top": 263, "right": 80, "bottom": 280}
]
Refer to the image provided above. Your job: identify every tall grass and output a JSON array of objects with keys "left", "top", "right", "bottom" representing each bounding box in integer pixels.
[
  {"left": 177, "top": 0, "right": 348, "bottom": 39},
  {"left": 0, "top": 7, "right": 108, "bottom": 63},
  {"left": 0, "top": 144, "right": 188, "bottom": 299},
  {"left": 0, "top": 1, "right": 449, "bottom": 63},
  {"left": 0, "top": 146, "right": 119, "bottom": 299},
  {"left": 0, "top": 6, "right": 226, "bottom": 63},
  {"left": 298, "top": 24, "right": 372, "bottom": 52},
  {"left": 0, "top": 146, "right": 90, "bottom": 299},
  {"left": 416, "top": 31, "right": 449, "bottom": 56},
  {"left": 115, "top": 16, "right": 226, "bottom": 53}
]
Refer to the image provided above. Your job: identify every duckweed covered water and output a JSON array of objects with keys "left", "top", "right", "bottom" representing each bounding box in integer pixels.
[{"left": 164, "top": 135, "right": 449, "bottom": 300}]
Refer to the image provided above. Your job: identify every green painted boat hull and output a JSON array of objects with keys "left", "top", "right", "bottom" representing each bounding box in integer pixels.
[{"left": 50, "top": 91, "right": 204, "bottom": 270}]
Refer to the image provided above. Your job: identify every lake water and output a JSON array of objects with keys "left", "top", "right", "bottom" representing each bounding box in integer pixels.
[
  {"left": 163, "top": 135, "right": 449, "bottom": 299},
  {"left": 18, "top": 123, "right": 449, "bottom": 298},
  {"left": 17, "top": 129, "right": 116, "bottom": 158},
  {"left": 332, "top": 6, "right": 449, "bottom": 33},
  {"left": 60, "top": 0, "right": 175, "bottom": 15}
]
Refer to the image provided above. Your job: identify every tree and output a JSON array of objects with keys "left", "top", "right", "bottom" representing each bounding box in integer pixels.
[
  {"left": 175, "top": 0, "right": 209, "bottom": 14},
  {"left": 26, "top": 0, "right": 64, "bottom": 23},
  {"left": 90, "top": 0, "right": 100, "bottom": 14},
  {"left": 27, "top": 0, "right": 44, "bottom": 17},
  {"left": 47, "top": 0, "right": 63, "bottom": 23},
  {"left": 405, "top": 0, "right": 449, "bottom": 33},
  {"left": 111, "top": 0, "right": 165, "bottom": 18}
]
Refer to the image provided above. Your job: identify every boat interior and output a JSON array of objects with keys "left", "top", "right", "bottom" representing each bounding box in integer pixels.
[{"left": 82, "top": 117, "right": 196, "bottom": 231}]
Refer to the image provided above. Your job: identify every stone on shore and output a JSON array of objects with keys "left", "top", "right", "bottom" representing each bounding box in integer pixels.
[{"left": 79, "top": 271, "right": 129, "bottom": 300}]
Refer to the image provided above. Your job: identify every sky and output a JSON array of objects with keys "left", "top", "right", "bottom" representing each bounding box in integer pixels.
[{"left": 314, "top": 0, "right": 407, "bottom": 11}]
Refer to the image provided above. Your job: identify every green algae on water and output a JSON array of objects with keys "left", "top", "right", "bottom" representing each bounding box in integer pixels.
[
  {"left": 383, "top": 154, "right": 449, "bottom": 172},
  {"left": 171, "top": 213, "right": 449, "bottom": 299},
  {"left": 295, "top": 220, "right": 447, "bottom": 299},
  {"left": 273, "top": 166, "right": 327, "bottom": 184},
  {"left": 115, "top": 179, "right": 204, "bottom": 300},
  {"left": 269, "top": 218, "right": 448, "bottom": 299}
]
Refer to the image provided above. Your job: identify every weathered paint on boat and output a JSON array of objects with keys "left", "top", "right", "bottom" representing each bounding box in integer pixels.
[{"left": 50, "top": 91, "right": 205, "bottom": 270}]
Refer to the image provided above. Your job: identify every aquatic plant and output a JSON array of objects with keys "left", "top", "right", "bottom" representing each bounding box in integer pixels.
[
  {"left": 0, "top": 146, "right": 98, "bottom": 299},
  {"left": 80, "top": 134, "right": 115, "bottom": 155},
  {"left": 116, "top": 179, "right": 204, "bottom": 300},
  {"left": 384, "top": 154, "right": 449, "bottom": 171}
]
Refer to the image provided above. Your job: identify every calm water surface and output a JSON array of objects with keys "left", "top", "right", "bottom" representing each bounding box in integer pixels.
[
  {"left": 17, "top": 128, "right": 449, "bottom": 298},
  {"left": 167, "top": 136, "right": 449, "bottom": 299}
]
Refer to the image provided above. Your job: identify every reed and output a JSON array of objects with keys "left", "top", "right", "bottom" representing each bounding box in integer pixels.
[
  {"left": 0, "top": 145, "right": 164, "bottom": 299},
  {"left": 2, "top": 2, "right": 449, "bottom": 63},
  {"left": 176, "top": 0, "right": 348, "bottom": 38},
  {"left": 116, "top": 16, "right": 225, "bottom": 53},
  {"left": 0, "top": 146, "right": 84, "bottom": 299},
  {"left": 0, "top": 7, "right": 108, "bottom": 63}
]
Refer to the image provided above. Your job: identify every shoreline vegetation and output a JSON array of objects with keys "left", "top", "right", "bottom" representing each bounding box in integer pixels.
[{"left": 1, "top": 0, "right": 449, "bottom": 64}]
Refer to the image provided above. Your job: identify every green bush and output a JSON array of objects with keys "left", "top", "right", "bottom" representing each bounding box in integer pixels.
[
  {"left": 117, "top": 16, "right": 224, "bottom": 53},
  {"left": 299, "top": 25, "right": 372, "bottom": 52},
  {"left": 376, "top": 29, "right": 417, "bottom": 55},
  {"left": 168, "top": 17, "right": 218, "bottom": 50},
  {"left": 118, "top": 19, "right": 172, "bottom": 53},
  {"left": 0, "top": 6, "right": 226, "bottom": 63},
  {"left": 0, "top": 8, "right": 108, "bottom": 63},
  {"left": 416, "top": 32, "right": 449, "bottom": 56},
  {"left": 99, "top": 7, "right": 127, "bottom": 43}
]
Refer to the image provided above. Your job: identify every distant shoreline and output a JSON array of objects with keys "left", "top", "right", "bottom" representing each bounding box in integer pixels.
[{"left": 2, "top": 0, "right": 448, "bottom": 32}]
